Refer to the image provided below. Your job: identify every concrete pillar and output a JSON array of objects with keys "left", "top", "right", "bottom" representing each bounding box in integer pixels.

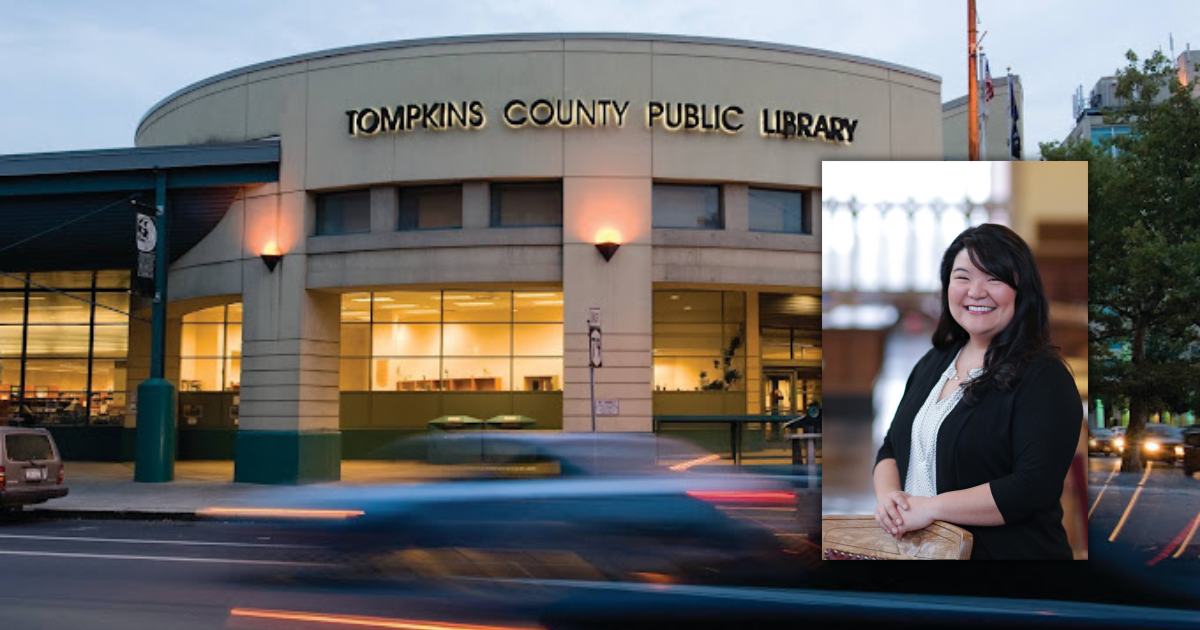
[
  {"left": 724, "top": 184, "right": 749, "bottom": 233},
  {"left": 370, "top": 186, "right": 398, "bottom": 233},
  {"left": 234, "top": 190, "right": 341, "bottom": 483},
  {"left": 562, "top": 177, "right": 653, "bottom": 432},
  {"left": 462, "top": 182, "right": 490, "bottom": 229}
]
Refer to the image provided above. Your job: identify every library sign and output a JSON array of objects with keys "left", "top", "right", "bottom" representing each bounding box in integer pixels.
[{"left": 343, "top": 98, "right": 859, "bottom": 144}]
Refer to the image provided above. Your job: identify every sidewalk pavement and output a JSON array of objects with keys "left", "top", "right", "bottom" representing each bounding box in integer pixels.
[{"left": 24, "top": 461, "right": 433, "bottom": 519}]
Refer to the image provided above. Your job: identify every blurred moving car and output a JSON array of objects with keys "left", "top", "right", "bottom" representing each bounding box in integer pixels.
[
  {"left": 1089, "top": 427, "right": 1116, "bottom": 457},
  {"left": 203, "top": 433, "right": 811, "bottom": 585},
  {"left": 1138, "top": 424, "right": 1184, "bottom": 464},
  {"left": 1182, "top": 427, "right": 1200, "bottom": 477},
  {"left": 0, "top": 427, "right": 68, "bottom": 509}
]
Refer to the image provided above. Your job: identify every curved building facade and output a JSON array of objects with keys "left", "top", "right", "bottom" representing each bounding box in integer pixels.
[{"left": 3, "top": 34, "right": 942, "bottom": 482}]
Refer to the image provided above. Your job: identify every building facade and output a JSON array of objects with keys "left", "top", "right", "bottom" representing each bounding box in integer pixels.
[{"left": 1, "top": 34, "right": 942, "bottom": 482}]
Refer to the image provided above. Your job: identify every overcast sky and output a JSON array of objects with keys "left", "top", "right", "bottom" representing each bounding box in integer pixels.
[{"left": 1, "top": 0, "right": 1195, "bottom": 158}]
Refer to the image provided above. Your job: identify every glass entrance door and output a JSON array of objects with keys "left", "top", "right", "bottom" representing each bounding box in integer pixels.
[{"left": 764, "top": 370, "right": 795, "bottom": 416}]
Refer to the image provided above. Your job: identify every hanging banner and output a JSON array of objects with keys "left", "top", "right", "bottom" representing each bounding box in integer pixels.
[{"left": 133, "top": 209, "right": 157, "bottom": 297}]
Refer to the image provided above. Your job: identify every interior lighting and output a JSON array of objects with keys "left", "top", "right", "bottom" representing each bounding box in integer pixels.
[{"left": 260, "top": 242, "right": 283, "bottom": 273}]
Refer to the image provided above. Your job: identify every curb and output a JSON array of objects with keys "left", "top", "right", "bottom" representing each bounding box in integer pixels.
[{"left": 20, "top": 508, "right": 201, "bottom": 521}]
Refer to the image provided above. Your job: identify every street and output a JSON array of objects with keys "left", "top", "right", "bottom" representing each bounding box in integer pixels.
[{"left": 1088, "top": 455, "right": 1200, "bottom": 567}]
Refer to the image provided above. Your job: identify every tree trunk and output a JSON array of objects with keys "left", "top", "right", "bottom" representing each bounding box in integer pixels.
[{"left": 1122, "top": 324, "right": 1147, "bottom": 473}]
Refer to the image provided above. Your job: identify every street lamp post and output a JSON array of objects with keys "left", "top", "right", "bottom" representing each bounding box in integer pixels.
[{"left": 134, "top": 170, "right": 176, "bottom": 482}]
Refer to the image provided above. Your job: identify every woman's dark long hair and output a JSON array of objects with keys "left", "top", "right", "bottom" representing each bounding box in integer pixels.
[{"left": 932, "top": 223, "right": 1062, "bottom": 405}]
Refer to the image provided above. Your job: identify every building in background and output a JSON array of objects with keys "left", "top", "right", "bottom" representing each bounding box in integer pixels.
[
  {"left": 942, "top": 75, "right": 1024, "bottom": 160},
  {"left": 0, "top": 34, "right": 944, "bottom": 481}
]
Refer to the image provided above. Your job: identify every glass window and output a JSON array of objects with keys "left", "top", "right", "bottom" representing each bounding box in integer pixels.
[
  {"left": 95, "top": 270, "right": 131, "bottom": 289},
  {"left": 0, "top": 294, "right": 25, "bottom": 324},
  {"left": 653, "top": 184, "right": 723, "bottom": 230},
  {"left": 25, "top": 325, "right": 91, "bottom": 356},
  {"left": 28, "top": 271, "right": 92, "bottom": 289},
  {"left": 490, "top": 182, "right": 562, "bottom": 227},
  {"left": 749, "top": 188, "right": 807, "bottom": 234},
  {"left": 399, "top": 185, "right": 462, "bottom": 231},
  {"left": 315, "top": 189, "right": 371, "bottom": 235},
  {"left": 94, "top": 293, "right": 131, "bottom": 323},
  {"left": 26, "top": 293, "right": 92, "bottom": 324},
  {"left": 443, "top": 291, "right": 511, "bottom": 323},
  {"left": 339, "top": 290, "right": 563, "bottom": 392},
  {"left": 178, "top": 304, "right": 241, "bottom": 392},
  {"left": 0, "top": 274, "right": 26, "bottom": 289},
  {"left": 0, "top": 327, "right": 22, "bottom": 355},
  {"left": 652, "top": 291, "right": 746, "bottom": 392},
  {"left": 91, "top": 326, "right": 128, "bottom": 358},
  {"left": 373, "top": 291, "right": 442, "bottom": 324}
]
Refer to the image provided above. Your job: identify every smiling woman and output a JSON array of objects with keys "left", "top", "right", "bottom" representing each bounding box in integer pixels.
[{"left": 872, "top": 223, "right": 1082, "bottom": 560}]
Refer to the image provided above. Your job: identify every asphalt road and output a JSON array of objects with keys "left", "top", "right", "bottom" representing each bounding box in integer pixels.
[{"left": 1088, "top": 455, "right": 1200, "bottom": 567}]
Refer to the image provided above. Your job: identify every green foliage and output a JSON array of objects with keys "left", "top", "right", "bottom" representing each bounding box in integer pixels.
[{"left": 1041, "top": 48, "right": 1200, "bottom": 470}]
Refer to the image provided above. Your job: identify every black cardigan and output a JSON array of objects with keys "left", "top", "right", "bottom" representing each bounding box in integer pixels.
[{"left": 874, "top": 340, "right": 1082, "bottom": 560}]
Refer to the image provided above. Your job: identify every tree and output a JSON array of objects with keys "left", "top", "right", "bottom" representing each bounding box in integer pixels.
[{"left": 1041, "top": 49, "right": 1200, "bottom": 472}]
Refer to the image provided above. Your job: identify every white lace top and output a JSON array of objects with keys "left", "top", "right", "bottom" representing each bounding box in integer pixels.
[{"left": 904, "top": 348, "right": 984, "bottom": 498}]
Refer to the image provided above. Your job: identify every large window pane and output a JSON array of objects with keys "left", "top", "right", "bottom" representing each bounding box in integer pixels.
[
  {"left": 373, "top": 358, "right": 443, "bottom": 391},
  {"left": 514, "top": 292, "right": 562, "bottom": 322},
  {"left": 654, "top": 291, "right": 723, "bottom": 323},
  {"left": 749, "top": 188, "right": 806, "bottom": 234},
  {"left": 490, "top": 182, "right": 562, "bottom": 227},
  {"left": 95, "top": 270, "right": 131, "bottom": 289},
  {"left": 316, "top": 189, "right": 371, "bottom": 235},
  {"left": 29, "top": 271, "right": 92, "bottom": 289},
  {"left": 180, "top": 359, "right": 222, "bottom": 392},
  {"left": 444, "top": 291, "right": 510, "bottom": 323},
  {"left": 443, "top": 324, "right": 510, "bottom": 356},
  {"left": 0, "top": 327, "right": 22, "bottom": 355},
  {"left": 0, "top": 274, "right": 26, "bottom": 289},
  {"left": 373, "top": 291, "right": 441, "bottom": 323},
  {"left": 653, "top": 184, "right": 723, "bottom": 229},
  {"left": 94, "top": 293, "right": 131, "bottom": 323},
  {"left": 181, "top": 324, "right": 225, "bottom": 357},
  {"left": 651, "top": 323, "right": 724, "bottom": 356},
  {"left": 372, "top": 323, "right": 441, "bottom": 357},
  {"left": 92, "top": 326, "right": 128, "bottom": 358},
  {"left": 400, "top": 185, "right": 462, "bottom": 230},
  {"left": 183, "top": 306, "right": 225, "bottom": 323},
  {"left": 26, "top": 293, "right": 92, "bottom": 324},
  {"left": 0, "top": 358, "right": 19, "bottom": 392},
  {"left": 341, "top": 324, "right": 371, "bottom": 357},
  {"left": 653, "top": 357, "right": 746, "bottom": 392},
  {"left": 25, "top": 325, "right": 90, "bottom": 356},
  {"left": 514, "top": 358, "right": 562, "bottom": 391},
  {"left": 89, "top": 359, "right": 127, "bottom": 392},
  {"left": 442, "top": 358, "right": 509, "bottom": 391},
  {"left": 341, "top": 358, "right": 370, "bottom": 391},
  {"left": 0, "top": 295, "right": 25, "bottom": 324},
  {"left": 342, "top": 293, "right": 372, "bottom": 323},
  {"left": 514, "top": 324, "right": 563, "bottom": 356},
  {"left": 225, "top": 357, "right": 241, "bottom": 390},
  {"left": 24, "top": 358, "right": 88, "bottom": 391},
  {"left": 762, "top": 328, "right": 793, "bottom": 360},
  {"left": 227, "top": 303, "right": 243, "bottom": 323}
]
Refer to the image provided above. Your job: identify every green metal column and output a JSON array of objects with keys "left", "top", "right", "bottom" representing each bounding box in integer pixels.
[
  {"left": 1096, "top": 399, "right": 1105, "bottom": 428},
  {"left": 135, "top": 170, "right": 176, "bottom": 482}
]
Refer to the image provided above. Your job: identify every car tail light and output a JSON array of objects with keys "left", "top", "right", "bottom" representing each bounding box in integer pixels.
[
  {"left": 686, "top": 490, "right": 796, "bottom": 505},
  {"left": 57, "top": 464, "right": 64, "bottom": 485},
  {"left": 0, "top": 468, "right": 5, "bottom": 489}
]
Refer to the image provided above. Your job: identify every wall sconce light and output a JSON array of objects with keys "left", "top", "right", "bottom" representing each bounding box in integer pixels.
[
  {"left": 595, "top": 228, "right": 622, "bottom": 263},
  {"left": 260, "top": 242, "right": 283, "bottom": 272}
]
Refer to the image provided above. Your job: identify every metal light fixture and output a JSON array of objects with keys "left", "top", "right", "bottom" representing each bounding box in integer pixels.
[
  {"left": 260, "top": 242, "right": 283, "bottom": 272},
  {"left": 594, "top": 228, "right": 622, "bottom": 262}
]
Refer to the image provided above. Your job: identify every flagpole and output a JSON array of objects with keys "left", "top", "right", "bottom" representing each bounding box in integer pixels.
[
  {"left": 968, "top": 0, "right": 979, "bottom": 161},
  {"left": 1006, "top": 67, "right": 1013, "bottom": 160}
]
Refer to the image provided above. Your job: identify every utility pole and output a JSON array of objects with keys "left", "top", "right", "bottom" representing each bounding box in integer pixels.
[
  {"left": 968, "top": 0, "right": 980, "bottom": 161},
  {"left": 134, "top": 170, "right": 176, "bottom": 482}
]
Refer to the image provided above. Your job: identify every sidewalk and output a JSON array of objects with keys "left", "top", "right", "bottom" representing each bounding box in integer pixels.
[{"left": 25, "top": 461, "right": 433, "bottom": 519}]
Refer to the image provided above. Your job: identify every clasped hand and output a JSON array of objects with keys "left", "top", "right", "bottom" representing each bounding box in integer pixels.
[{"left": 873, "top": 491, "right": 936, "bottom": 539}]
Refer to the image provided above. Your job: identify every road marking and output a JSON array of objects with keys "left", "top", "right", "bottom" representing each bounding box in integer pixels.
[
  {"left": 1108, "top": 461, "right": 1153, "bottom": 542},
  {"left": 0, "top": 533, "right": 310, "bottom": 548},
  {"left": 1088, "top": 457, "right": 1122, "bottom": 518},
  {"left": 1171, "top": 513, "right": 1200, "bottom": 556},
  {"left": 229, "top": 608, "right": 542, "bottom": 630},
  {"left": 0, "top": 549, "right": 328, "bottom": 567}
]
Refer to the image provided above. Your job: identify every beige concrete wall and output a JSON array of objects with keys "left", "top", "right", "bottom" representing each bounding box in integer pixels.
[{"left": 145, "top": 35, "right": 941, "bottom": 434}]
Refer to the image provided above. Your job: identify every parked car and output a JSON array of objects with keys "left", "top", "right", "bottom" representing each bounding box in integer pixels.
[
  {"left": 0, "top": 427, "right": 68, "bottom": 509},
  {"left": 202, "top": 433, "right": 809, "bottom": 584},
  {"left": 1140, "top": 424, "right": 1185, "bottom": 464},
  {"left": 1089, "top": 427, "right": 1116, "bottom": 456},
  {"left": 1182, "top": 427, "right": 1200, "bottom": 477}
]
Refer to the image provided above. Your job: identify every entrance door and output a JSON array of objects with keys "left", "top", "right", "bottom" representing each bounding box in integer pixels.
[{"left": 764, "top": 370, "right": 795, "bottom": 416}]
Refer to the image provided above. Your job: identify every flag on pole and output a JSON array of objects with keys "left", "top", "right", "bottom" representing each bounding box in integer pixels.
[
  {"left": 1008, "top": 74, "right": 1021, "bottom": 159},
  {"left": 984, "top": 57, "right": 995, "bottom": 101}
]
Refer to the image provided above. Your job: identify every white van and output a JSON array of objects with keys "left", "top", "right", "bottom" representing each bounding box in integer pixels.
[{"left": 0, "top": 427, "right": 68, "bottom": 509}]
